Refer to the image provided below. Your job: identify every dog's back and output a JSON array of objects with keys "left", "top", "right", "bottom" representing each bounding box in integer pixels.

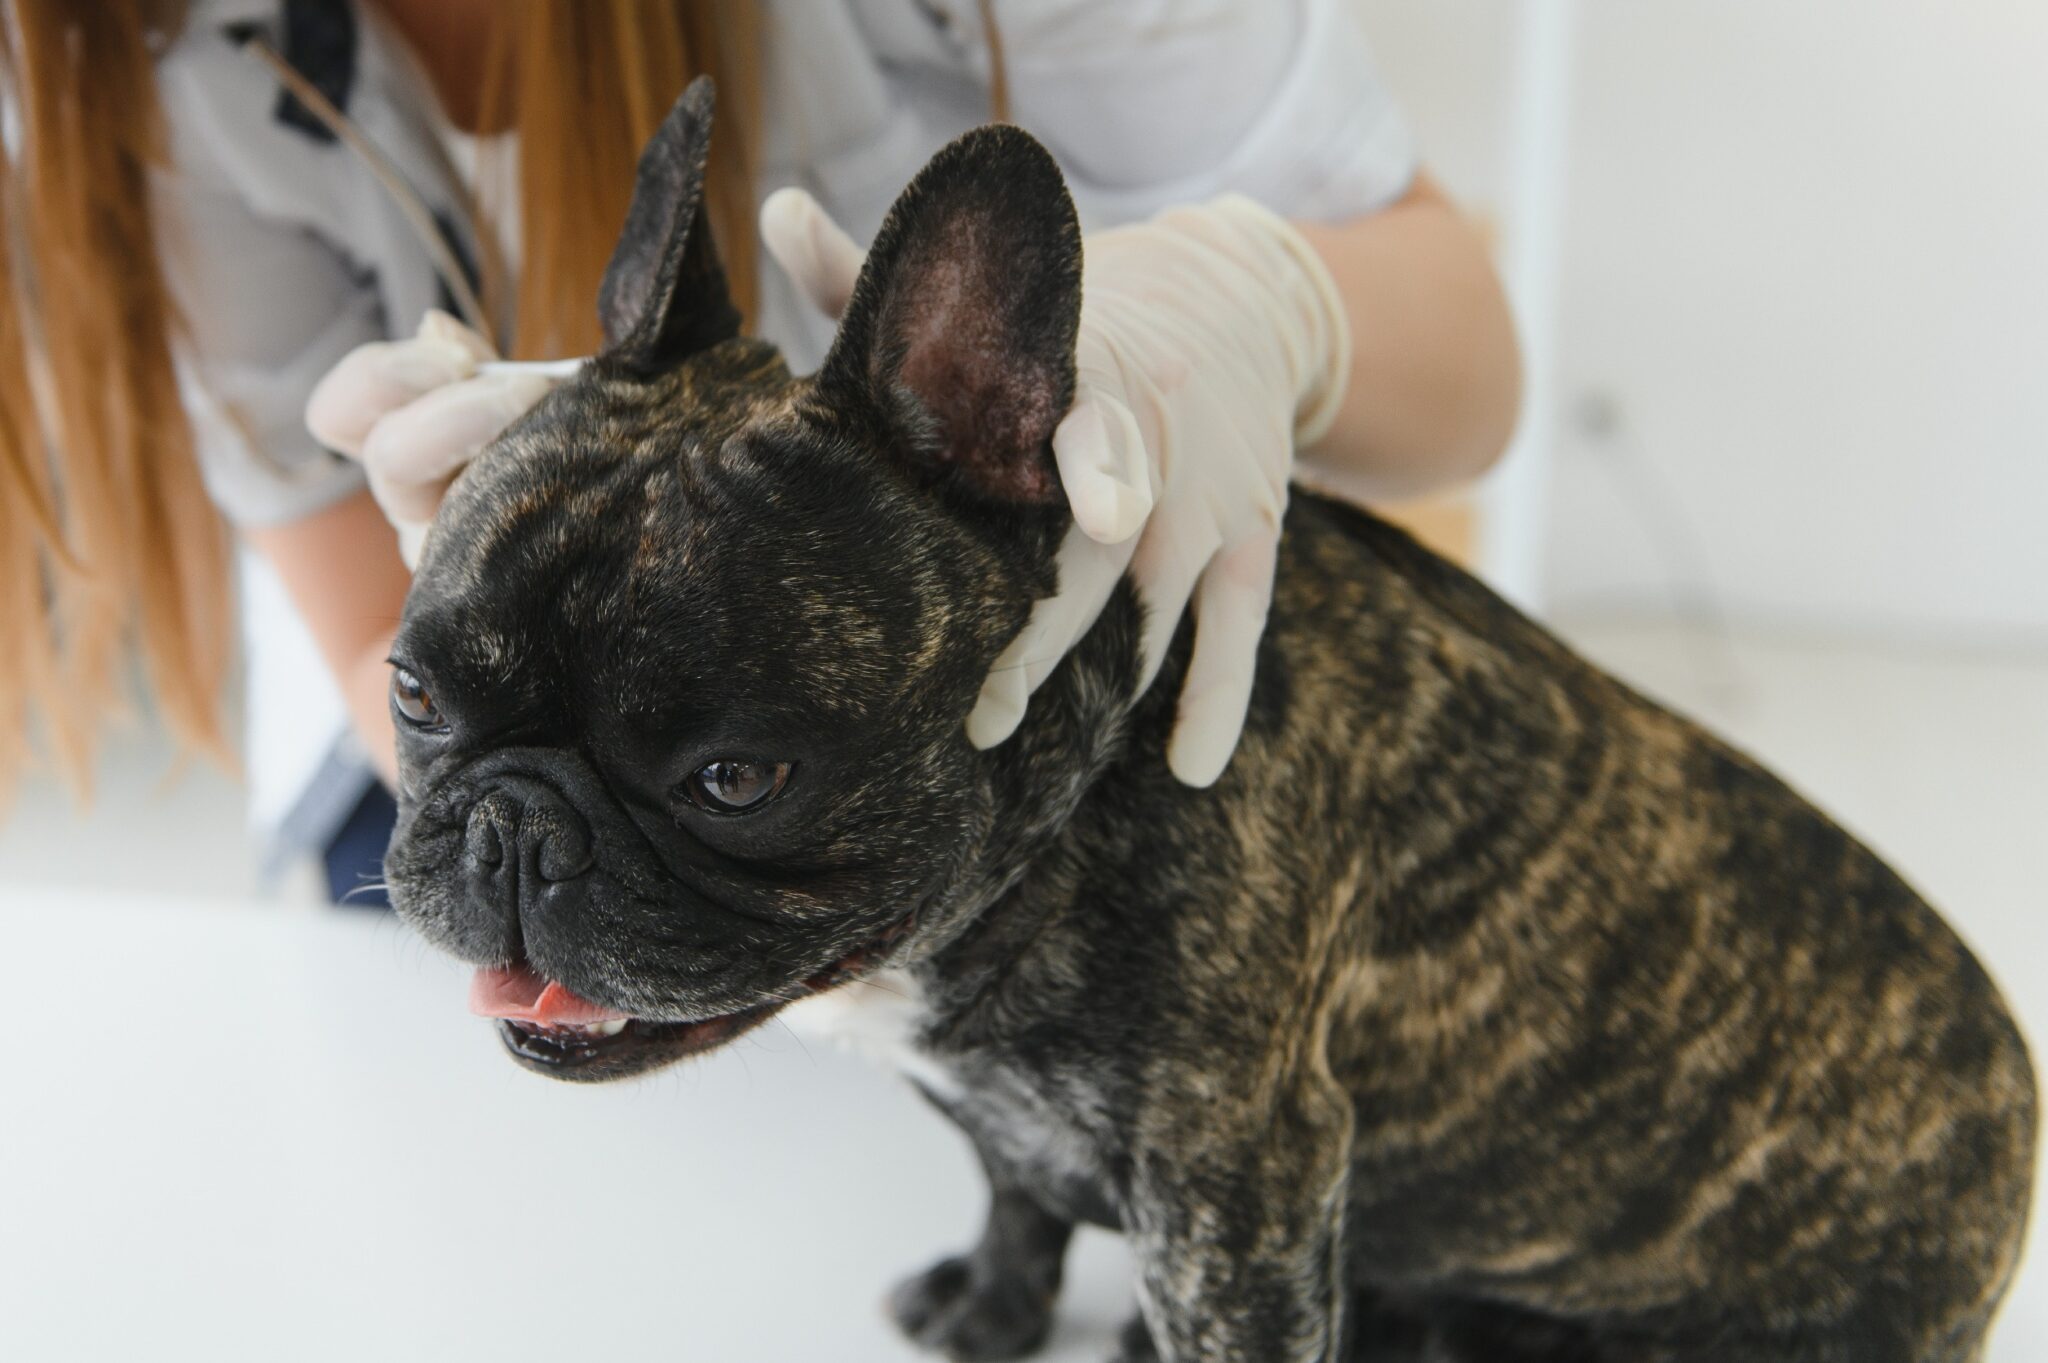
[{"left": 1066, "top": 489, "right": 2038, "bottom": 1359}]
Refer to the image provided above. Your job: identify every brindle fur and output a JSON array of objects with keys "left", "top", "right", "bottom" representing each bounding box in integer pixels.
[{"left": 384, "top": 83, "right": 2036, "bottom": 1361}]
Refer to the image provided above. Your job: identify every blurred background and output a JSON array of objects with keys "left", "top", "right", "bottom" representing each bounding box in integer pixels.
[{"left": 3, "top": 2, "right": 2042, "bottom": 1359}]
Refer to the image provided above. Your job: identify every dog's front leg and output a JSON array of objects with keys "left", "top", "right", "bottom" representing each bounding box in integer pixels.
[
  {"left": 887, "top": 1091, "right": 1075, "bottom": 1361},
  {"left": 1124, "top": 1074, "right": 1353, "bottom": 1363}
]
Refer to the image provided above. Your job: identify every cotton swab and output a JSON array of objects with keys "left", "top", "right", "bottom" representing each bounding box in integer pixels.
[{"left": 477, "top": 358, "right": 590, "bottom": 380}]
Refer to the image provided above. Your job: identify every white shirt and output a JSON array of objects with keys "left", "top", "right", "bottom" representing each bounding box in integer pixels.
[{"left": 155, "top": 0, "right": 1417, "bottom": 871}]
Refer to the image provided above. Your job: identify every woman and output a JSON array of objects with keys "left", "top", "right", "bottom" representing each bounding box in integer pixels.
[{"left": 0, "top": 0, "right": 1519, "bottom": 902}]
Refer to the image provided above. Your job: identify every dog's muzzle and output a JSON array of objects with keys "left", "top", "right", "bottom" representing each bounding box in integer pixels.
[{"left": 388, "top": 746, "right": 932, "bottom": 1081}]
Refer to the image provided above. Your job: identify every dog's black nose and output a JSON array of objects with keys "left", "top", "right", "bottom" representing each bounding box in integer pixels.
[{"left": 462, "top": 779, "right": 594, "bottom": 914}]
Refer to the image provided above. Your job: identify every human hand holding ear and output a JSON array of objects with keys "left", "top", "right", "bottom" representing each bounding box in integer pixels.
[
  {"left": 306, "top": 311, "right": 557, "bottom": 569},
  {"left": 762, "top": 186, "right": 1349, "bottom": 787}
]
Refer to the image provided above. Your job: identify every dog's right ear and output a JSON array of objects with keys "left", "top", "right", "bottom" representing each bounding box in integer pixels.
[
  {"left": 597, "top": 76, "right": 740, "bottom": 374},
  {"left": 818, "top": 126, "right": 1082, "bottom": 509}
]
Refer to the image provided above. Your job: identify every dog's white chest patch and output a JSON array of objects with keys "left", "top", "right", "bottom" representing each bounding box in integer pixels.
[{"left": 782, "top": 968, "right": 960, "bottom": 1100}]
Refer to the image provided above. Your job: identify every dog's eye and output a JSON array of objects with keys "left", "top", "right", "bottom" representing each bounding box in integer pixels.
[
  {"left": 684, "top": 760, "right": 792, "bottom": 815},
  {"left": 390, "top": 667, "right": 444, "bottom": 729}
]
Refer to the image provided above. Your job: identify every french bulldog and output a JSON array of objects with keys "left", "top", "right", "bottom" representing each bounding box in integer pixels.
[{"left": 382, "top": 80, "right": 2036, "bottom": 1363}]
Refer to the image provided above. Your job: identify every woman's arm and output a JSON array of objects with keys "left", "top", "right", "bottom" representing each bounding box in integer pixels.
[
  {"left": 1293, "top": 172, "right": 1522, "bottom": 501},
  {"left": 243, "top": 490, "right": 410, "bottom": 789},
  {"left": 968, "top": 0, "right": 1519, "bottom": 500}
]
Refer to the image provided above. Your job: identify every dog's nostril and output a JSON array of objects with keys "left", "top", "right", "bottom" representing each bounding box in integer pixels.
[
  {"left": 468, "top": 822, "right": 502, "bottom": 868},
  {"left": 535, "top": 838, "right": 591, "bottom": 882},
  {"left": 527, "top": 809, "right": 593, "bottom": 883},
  {"left": 464, "top": 792, "right": 520, "bottom": 870}
]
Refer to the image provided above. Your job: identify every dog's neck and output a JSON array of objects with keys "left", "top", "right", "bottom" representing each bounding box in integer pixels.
[{"left": 906, "top": 581, "right": 1163, "bottom": 1026}]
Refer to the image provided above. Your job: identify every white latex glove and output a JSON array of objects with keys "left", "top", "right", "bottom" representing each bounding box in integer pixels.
[
  {"left": 761, "top": 187, "right": 1350, "bottom": 786},
  {"left": 305, "top": 310, "right": 557, "bottom": 569}
]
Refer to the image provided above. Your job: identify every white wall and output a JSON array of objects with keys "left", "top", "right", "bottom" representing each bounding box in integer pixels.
[{"left": 1361, "top": 0, "right": 2048, "bottom": 646}]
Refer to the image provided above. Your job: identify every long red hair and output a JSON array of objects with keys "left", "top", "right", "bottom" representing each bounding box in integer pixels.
[{"left": 0, "top": 1, "right": 760, "bottom": 800}]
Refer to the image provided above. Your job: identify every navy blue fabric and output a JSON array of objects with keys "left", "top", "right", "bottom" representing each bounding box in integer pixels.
[
  {"left": 273, "top": 0, "right": 357, "bottom": 143},
  {"left": 323, "top": 781, "right": 397, "bottom": 908}
]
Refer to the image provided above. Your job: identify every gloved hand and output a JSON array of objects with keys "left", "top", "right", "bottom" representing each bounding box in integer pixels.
[
  {"left": 305, "top": 311, "right": 556, "bottom": 568},
  {"left": 762, "top": 187, "right": 1350, "bottom": 786}
]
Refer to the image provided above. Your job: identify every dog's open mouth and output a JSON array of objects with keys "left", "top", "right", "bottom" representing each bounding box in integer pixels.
[{"left": 467, "top": 914, "right": 917, "bottom": 1080}]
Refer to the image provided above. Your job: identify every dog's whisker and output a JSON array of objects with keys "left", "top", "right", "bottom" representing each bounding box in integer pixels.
[
  {"left": 984, "top": 653, "right": 1065, "bottom": 676},
  {"left": 747, "top": 980, "right": 831, "bottom": 1008},
  {"left": 770, "top": 1016, "right": 820, "bottom": 1067}
]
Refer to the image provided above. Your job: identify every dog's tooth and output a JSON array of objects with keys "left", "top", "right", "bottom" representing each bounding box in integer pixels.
[{"left": 590, "top": 1019, "right": 628, "bottom": 1037}]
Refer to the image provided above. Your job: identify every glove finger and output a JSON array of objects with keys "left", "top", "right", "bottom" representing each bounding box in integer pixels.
[
  {"left": 963, "top": 662, "right": 1029, "bottom": 753},
  {"left": 414, "top": 308, "right": 496, "bottom": 362},
  {"left": 304, "top": 310, "right": 494, "bottom": 456},
  {"left": 1130, "top": 525, "right": 1214, "bottom": 695},
  {"left": 360, "top": 372, "right": 553, "bottom": 524},
  {"left": 1166, "top": 533, "right": 1278, "bottom": 788},
  {"left": 306, "top": 339, "right": 474, "bottom": 457},
  {"left": 1018, "top": 531, "right": 1138, "bottom": 696},
  {"left": 395, "top": 521, "right": 431, "bottom": 573},
  {"left": 1052, "top": 391, "right": 1153, "bottom": 545},
  {"left": 760, "top": 187, "right": 865, "bottom": 321},
  {"left": 965, "top": 528, "right": 1134, "bottom": 749}
]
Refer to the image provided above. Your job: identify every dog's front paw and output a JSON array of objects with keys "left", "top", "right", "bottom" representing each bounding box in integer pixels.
[{"left": 886, "top": 1254, "right": 1056, "bottom": 1361}]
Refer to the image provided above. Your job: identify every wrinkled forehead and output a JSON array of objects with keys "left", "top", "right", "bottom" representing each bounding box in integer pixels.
[
  {"left": 425, "top": 344, "right": 790, "bottom": 588},
  {"left": 401, "top": 353, "right": 987, "bottom": 723}
]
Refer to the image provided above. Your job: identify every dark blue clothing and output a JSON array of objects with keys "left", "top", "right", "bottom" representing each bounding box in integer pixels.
[{"left": 322, "top": 781, "right": 397, "bottom": 908}]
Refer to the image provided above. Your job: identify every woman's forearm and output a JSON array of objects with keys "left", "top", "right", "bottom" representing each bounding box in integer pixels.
[
  {"left": 342, "top": 642, "right": 402, "bottom": 790},
  {"left": 1292, "top": 172, "right": 1522, "bottom": 502},
  {"left": 244, "top": 490, "right": 409, "bottom": 790}
]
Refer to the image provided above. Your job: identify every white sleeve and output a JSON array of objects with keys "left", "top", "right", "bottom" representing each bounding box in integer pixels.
[
  {"left": 156, "top": 167, "right": 382, "bottom": 529},
  {"left": 152, "top": 38, "right": 379, "bottom": 530},
  {"left": 151, "top": 13, "right": 430, "bottom": 529},
  {"left": 963, "top": 0, "right": 1417, "bottom": 223}
]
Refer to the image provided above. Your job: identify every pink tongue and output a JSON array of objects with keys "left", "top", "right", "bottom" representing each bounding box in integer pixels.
[{"left": 468, "top": 963, "right": 630, "bottom": 1024}]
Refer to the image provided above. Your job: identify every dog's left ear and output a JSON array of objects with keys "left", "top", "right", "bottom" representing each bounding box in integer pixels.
[
  {"left": 597, "top": 76, "right": 740, "bottom": 373},
  {"left": 819, "top": 125, "right": 1082, "bottom": 506}
]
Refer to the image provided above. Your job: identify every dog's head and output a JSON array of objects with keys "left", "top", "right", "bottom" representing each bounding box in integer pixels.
[{"left": 385, "top": 79, "right": 1107, "bottom": 1080}]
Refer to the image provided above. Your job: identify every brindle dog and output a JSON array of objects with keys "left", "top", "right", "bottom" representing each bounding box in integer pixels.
[{"left": 381, "top": 82, "right": 2036, "bottom": 1362}]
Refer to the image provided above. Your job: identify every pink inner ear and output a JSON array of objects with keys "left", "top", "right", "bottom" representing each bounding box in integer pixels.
[{"left": 885, "top": 227, "right": 1063, "bottom": 505}]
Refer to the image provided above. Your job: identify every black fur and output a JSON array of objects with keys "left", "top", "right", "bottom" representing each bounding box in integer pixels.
[
  {"left": 383, "top": 88, "right": 2036, "bottom": 1362},
  {"left": 597, "top": 79, "right": 742, "bottom": 374}
]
